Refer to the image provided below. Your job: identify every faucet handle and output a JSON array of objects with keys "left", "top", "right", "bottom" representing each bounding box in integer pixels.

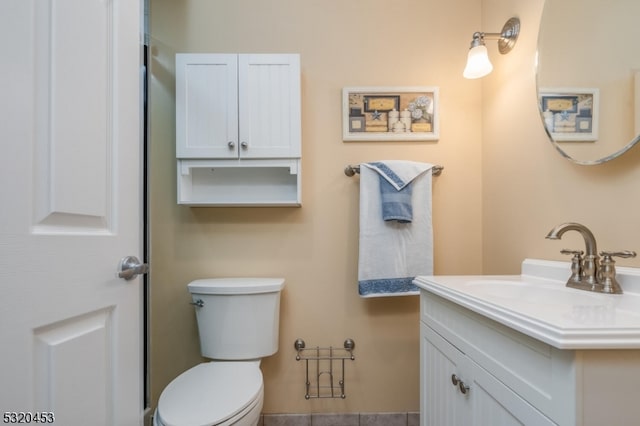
[
  {"left": 560, "top": 249, "right": 584, "bottom": 256},
  {"left": 560, "top": 249, "right": 583, "bottom": 283},
  {"left": 599, "top": 250, "right": 637, "bottom": 259},
  {"left": 597, "top": 251, "right": 635, "bottom": 294}
]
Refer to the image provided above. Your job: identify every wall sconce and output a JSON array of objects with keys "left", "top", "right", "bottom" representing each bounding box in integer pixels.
[{"left": 463, "top": 17, "right": 520, "bottom": 79}]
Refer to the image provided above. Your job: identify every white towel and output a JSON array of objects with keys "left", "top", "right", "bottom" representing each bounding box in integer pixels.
[{"left": 358, "top": 161, "right": 434, "bottom": 297}]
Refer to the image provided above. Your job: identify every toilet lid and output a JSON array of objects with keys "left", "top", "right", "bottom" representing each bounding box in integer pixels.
[{"left": 156, "top": 362, "right": 262, "bottom": 426}]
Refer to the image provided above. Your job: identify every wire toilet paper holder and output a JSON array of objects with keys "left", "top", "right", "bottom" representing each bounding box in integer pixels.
[{"left": 294, "top": 338, "right": 355, "bottom": 399}]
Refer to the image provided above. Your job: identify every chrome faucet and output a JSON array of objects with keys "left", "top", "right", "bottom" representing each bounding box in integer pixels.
[{"left": 546, "top": 222, "right": 636, "bottom": 294}]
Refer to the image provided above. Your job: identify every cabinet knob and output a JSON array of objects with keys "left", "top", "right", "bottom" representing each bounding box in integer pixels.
[
  {"left": 228, "top": 141, "right": 236, "bottom": 149},
  {"left": 241, "top": 141, "right": 248, "bottom": 149},
  {"left": 451, "top": 374, "right": 470, "bottom": 394}
]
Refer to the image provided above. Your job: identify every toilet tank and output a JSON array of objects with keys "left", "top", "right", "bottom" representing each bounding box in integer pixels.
[{"left": 187, "top": 278, "right": 285, "bottom": 360}]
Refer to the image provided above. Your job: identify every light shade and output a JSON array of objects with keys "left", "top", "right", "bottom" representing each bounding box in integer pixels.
[
  {"left": 463, "top": 45, "right": 493, "bottom": 79},
  {"left": 462, "top": 18, "right": 520, "bottom": 79}
]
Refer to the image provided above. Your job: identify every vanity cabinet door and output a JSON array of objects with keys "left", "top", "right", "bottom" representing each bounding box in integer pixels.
[
  {"left": 421, "top": 323, "right": 556, "bottom": 426},
  {"left": 469, "top": 359, "right": 556, "bottom": 426},
  {"left": 420, "top": 323, "right": 471, "bottom": 426}
]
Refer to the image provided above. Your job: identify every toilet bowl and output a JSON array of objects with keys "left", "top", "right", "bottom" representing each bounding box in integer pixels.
[
  {"left": 153, "top": 278, "right": 285, "bottom": 426},
  {"left": 153, "top": 361, "right": 263, "bottom": 426}
]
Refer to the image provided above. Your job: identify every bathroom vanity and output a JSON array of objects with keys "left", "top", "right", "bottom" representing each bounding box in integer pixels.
[{"left": 414, "top": 259, "right": 640, "bottom": 426}]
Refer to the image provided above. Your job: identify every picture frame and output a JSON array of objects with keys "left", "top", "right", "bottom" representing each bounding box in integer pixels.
[
  {"left": 539, "top": 88, "right": 599, "bottom": 142},
  {"left": 342, "top": 86, "right": 439, "bottom": 141}
]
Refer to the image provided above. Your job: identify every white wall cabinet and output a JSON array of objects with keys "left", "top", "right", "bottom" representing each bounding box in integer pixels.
[
  {"left": 175, "top": 53, "right": 301, "bottom": 206},
  {"left": 420, "top": 290, "right": 640, "bottom": 426}
]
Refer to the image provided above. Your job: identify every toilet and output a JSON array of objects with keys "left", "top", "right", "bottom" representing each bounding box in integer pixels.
[{"left": 153, "top": 277, "right": 285, "bottom": 426}]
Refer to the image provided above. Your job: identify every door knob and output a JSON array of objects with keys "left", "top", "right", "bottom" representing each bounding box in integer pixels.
[{"left": 117, "top": 256, "right": 148, "bottom": 280}]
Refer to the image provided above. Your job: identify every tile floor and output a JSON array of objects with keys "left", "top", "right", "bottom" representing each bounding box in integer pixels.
[{"left": 259, "top": 412, "right": 420, "bottom": 426}]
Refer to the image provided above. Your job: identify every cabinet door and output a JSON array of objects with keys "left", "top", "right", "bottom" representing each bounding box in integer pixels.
[
  {"left": 421, "top": 323, "right": 471, "bottom": 426},
  {"left": 421, "top": 323, "right": 556, "bottom": 426},
  {"left": 176, "top": 53, "right": 239, "bottom": 158},
  {"left": 238, "top": 54, "right": 301, "bottom": 158},
  {"left": 470, "top": 363, "right": 556, "bottom": 426}
]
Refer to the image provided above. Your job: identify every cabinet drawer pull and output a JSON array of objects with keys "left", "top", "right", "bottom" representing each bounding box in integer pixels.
[
  {"left": 241, "top": 141, "right": 248, "bottom": 149},
  {"left": 459, "top": 381, "right": 470, "bottom": 394},
  {"left": 228, "top": 141, "right": 236, "bottom": 149}
]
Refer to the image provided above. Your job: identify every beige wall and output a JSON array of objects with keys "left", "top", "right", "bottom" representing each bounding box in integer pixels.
[
  {"left": 481, "top": 0, "right": 640, "bottom": 275},
  {"left": 148, "top": 0, "right": 640, "bottom": 416}
]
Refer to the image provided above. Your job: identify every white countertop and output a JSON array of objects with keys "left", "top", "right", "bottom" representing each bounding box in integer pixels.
[{"left": 413, "top": 259, "right": 640, "bottom": 349}]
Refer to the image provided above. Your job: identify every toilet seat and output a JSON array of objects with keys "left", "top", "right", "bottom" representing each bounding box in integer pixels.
[{"left": 155, "top": 361, "right": 263, "bottom": 426}]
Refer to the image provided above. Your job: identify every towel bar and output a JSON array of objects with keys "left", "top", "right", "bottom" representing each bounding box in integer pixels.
[{"left": 344, "top": 164, "right": 443, "bottom": 177}]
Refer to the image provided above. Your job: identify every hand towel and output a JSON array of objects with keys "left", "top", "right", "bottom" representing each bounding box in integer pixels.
[
  {"left": 378, "top": 176, "right": 413, "bottom": 223},
  {"left": 357, "top": 161, "right": 434, "bottom": 297},
  {"left": 365, "top": 161, "right": 433, "bottom": 223}
]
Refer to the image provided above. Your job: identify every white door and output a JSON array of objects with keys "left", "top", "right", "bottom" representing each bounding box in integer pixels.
[{"left": 0, "top": 1, "right": 143, "bottom": 425}]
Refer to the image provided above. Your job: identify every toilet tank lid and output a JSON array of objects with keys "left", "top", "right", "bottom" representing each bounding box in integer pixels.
[{"left": 188, "top": 278, "right": 285, "bottom": 294}]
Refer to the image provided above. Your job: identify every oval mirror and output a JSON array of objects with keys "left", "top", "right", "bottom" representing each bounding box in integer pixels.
[{"left": 537, "top": 0, "right": 640, "bottom": 165}]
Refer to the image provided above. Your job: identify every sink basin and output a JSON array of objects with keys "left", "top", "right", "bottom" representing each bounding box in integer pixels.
[
  {"left": 464, "top": 279, "right": 605, "bottom": 305},
  {"left": 413, "top": 259, "right": 640, "bottom": 349}
]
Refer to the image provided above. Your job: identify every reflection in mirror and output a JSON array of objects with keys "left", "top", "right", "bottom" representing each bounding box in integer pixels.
[{"left": 537, "top": 0, "right": 640, "bottom": 164}]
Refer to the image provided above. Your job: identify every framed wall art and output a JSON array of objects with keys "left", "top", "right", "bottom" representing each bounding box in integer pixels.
[
  {"left": 342, "top": 86, "right": 440, "bottom": 141},
  {"left": 539, "top": 88, "right": 599, "bottom": 141}
]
